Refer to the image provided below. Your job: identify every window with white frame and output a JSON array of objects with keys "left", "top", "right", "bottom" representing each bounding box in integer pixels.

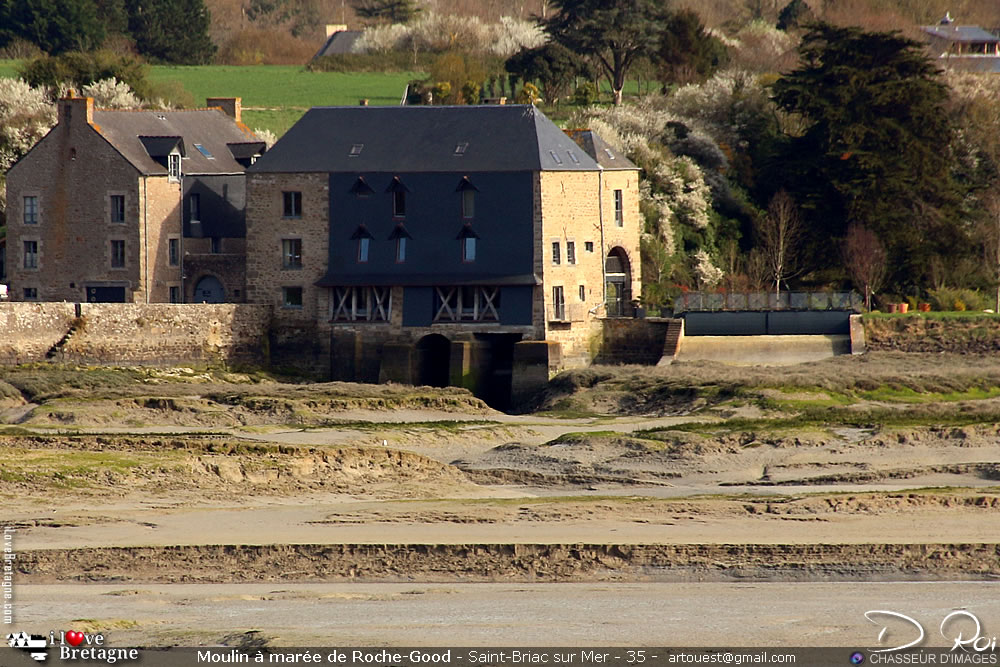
[
  {"left": 433, "top": 286, "right": 500, "bottom": 322},
  {"left": 463, "top": 237, "right": 476, "bottom": 262},
  {"left": 551, "top": 241, "right": 560, "bottom": 265},
  {"left": 168, "top": 153, "right": 181, "bottom": 181},
  {"left": 567, "top": 241, "right": 576, "bottom": 265},
  {"left": 282, "top": 238, "right": 302, "bottom": 269},
  {"left": 23, "top": 241, "right": 38, "bottom": 269},
  {"left": 614, "top": 189, "right": 623, "bottom": 227},
  {"left": 552, "top": 286, "right": 565, "bottom": 320},
  {"left": 23, "top": 196, "right": 38, "bottom": 225},
  {"left": 331, "top": 286, "right": 391, "bottom": 322}
]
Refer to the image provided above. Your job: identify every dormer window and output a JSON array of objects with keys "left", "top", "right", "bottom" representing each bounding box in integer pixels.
[
  {"left": 386, "top": 177, "right": 409, "bottom": 218},
  {"left": 351, "top": 224, "right": 373, "bottom": 263},
  {"left": 455, "top": 176, "right": 478, "bottom": 219},
  {"left": 462, "top": 190, "right": 475, "bottom": 219},
  {"left": 388, "top": 223, "right": 412, "bottom": 263},
  {"left": 168, "top": 153, "right": 181, "bottom": 181}
]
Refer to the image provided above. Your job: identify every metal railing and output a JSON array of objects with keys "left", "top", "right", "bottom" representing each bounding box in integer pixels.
[{"left": 672, "top": 291, "right": 863, "bottom": 313}]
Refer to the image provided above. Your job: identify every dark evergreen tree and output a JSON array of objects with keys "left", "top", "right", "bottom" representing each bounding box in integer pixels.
[
  {"left": 0, "top": 0, "right": 105, "bottom": 54},
  {"left": 655, "top": 9, "right": 728, "bottom": 86},
  {"left": 125, "top": 0, "right": 216, "bottom": 64},
  {"left": 776, "top": 0, "right": 814, "bottom": 31},
  {"left": 505, "top": 43, "right": 594, "bottom": 102},
  {"left": 542, "top": 0, "right": 672, "bottom": 105},
  {"left": 771, "top": 23, "right": 964, "bottom": 290},
  {"left": 96, "top": 0, "right": 129, "bottom": 37}
]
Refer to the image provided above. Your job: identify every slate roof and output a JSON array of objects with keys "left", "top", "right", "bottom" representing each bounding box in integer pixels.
[
  {"left": 564, "top": 129, "right": 638, "bottom": 170},
  {"left": 314, "top": 30, "right": 364, "bottom": 58},
  {"left": 921, "top": 25, "right": 1000, "bottom": 43},
  {"left": 248, "top": 105, "right": 605, "bottom": 174},
  {"left": 93, "top": 108, "right": 259, "bottom": 176}
]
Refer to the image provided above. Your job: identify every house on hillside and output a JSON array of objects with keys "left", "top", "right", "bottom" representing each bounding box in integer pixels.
[
  {"left": 245, "top": 104, "right": 640, "bottom": 405},
  {"left": 4, "top": 94, "right": 265, "bottom": 304},
  {"left": 922, "top": 14, "right": 1000, "bottom": 72},
  {"left": 313, "top": 24, "right": 364, "bottom": 60}
]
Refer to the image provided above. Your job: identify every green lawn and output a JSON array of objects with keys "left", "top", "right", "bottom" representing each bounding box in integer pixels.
[{"left": 1, "top": 61, "right": 422, "bottom": 137}]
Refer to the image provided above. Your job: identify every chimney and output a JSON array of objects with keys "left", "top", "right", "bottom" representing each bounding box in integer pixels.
[
  {"left": 206, "top": 97, "right": 241, "bottom": 123},
  {"left": 326, "top": 24, "right": 347, "bottom": 37},
  {"left": 59, "top": 90, "right": 94, "bottom": 126}
]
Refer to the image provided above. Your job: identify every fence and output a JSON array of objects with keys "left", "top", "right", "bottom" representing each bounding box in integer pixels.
[{"left": 672, "top": 291, "right": 863, "bottom": 313}]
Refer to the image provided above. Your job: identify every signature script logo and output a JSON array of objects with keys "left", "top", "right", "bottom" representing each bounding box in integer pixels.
[{"left": 865, "top": 610, "right": 998, "bottom": 653}]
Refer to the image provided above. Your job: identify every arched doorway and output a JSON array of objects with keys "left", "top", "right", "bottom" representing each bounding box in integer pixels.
[
  {"left": 414, "top": 334, "right": 451, "bottom": 387},
  {"left": 194, "top": 275, "right": 225, "bottom": 303},
  {"left": 605, "top": 247, "right": 632, "bottom": 317}
]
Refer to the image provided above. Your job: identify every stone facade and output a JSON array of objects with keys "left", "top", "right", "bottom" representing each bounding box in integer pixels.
[
  {"left": 5, "top": 94, "right": 256, "bottom": 305},
  {"left": 6, "top": 97, "right": 149, "bottom": 303},
  {"left": 536, "top": 169, "right": 642, "bottom": 368},
  {"left": 0, "top": 303, "right": 271, "bottom": 366}
]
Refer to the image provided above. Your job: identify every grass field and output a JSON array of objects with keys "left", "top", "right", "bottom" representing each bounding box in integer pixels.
[{"left": 1, "top": 61, "right": 421, "bottom": 137}]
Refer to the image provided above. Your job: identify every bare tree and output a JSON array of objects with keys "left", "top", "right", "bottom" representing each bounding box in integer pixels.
[
  {"left": 756, "top": 189, "right": 803, "bottom": 297},
  {"left": 843, "top": 223, "right": 887, "bottom": 311}
]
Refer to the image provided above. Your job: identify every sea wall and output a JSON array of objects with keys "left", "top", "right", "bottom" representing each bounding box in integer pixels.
[{"left": 0, "top": 303, "right": 271, "bottom": 366}]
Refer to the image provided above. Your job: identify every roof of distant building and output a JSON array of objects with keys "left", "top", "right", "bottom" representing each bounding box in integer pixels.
[
  {"left": 250, "top": 105, "right": 629, "bottom": 174},
  {"left": 94, "top": 108, "right": 260, "bottom": 176},
  {"left": 564, "top": 128, "right": 638, "bottom": 171},
  {"left": 921, "top": 24, "right": 1000, "bottom": 44},
  {"left": 314, "top": 30, "right": 364, "bottom": 59}
]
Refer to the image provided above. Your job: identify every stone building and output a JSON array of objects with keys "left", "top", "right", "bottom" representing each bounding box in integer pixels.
[
  {"left": 4, "top": 94, "right": 265, "bottom": 304},
  {"left": 246, "top": 104, "right": 640, "bottom": 405}
]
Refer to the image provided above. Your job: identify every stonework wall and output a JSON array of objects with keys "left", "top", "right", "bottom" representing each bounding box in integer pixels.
[
  {"left": 141, "top": 175, "right": 183, "bottom": 303},
  {"left": 245, "top": 172, "right": 330, "bottom": 324},
  {"left": 0, "top": 303, "right": 270, "bottom": 366},
  {"left": 5, "top": 97, "right": 145, "bottom": 303},
  {"left": 597, "top": 318, "right": 673, "bottom": 365},
  {"left": 537, "top": 169, "right": 641, "bottom": 369},
  {"left": 0, "top": 303, "right": 77, "bottom": 364}
]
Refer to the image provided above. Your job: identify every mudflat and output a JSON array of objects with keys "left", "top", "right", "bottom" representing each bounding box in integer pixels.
[{"left": 2, "top": 354, "right": 999, "bottom": 646}]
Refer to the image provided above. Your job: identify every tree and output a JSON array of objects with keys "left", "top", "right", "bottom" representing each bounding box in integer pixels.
[
  {"left": 352, "top": 0, "right": 420, "bottom": 24},
  {"left": 542, "top": 0, "right": 671, "bottom": 106},
  {"left": 756, "top": 189, "right": 802, "bottom": 296},
  {"left": 979, "top": 195, "right": 1000, "bottom": 313},
  {"left": 776, "top": 0, "right": 814, "bottom": 31},
  {"left": 771, "top": 23, "right": 964, "bottom": 290},
  {"left": 655, "top": 9, "right": 728, "bottom": 86},
  {"left": 0, "top": 0, "right": 105, "bottom": 54},
  {"left": 843, "top": 223, "right": 887, "bottom": 311},
  {"left": 505, "top": 42, "right": 593, "bottom": 102},
  {"left": 125, "top": 0, "right": 216, "bottom": 64}
]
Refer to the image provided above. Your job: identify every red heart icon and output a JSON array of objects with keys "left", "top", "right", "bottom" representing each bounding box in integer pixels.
[{"left": 65, "top": 631, "right": 84, "bottom": 647}]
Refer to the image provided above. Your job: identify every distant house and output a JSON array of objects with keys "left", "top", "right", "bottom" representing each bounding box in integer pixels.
[
  {"left": 313, "top": 24, "right": 364, "bottom": 59},
  {"left": 245, "top": 104, "right": 640, "bottom": 402},
  {"left": 4, "top": 94, "right": 265, "bottom": 303},
  {"left": 922, "top": 14, "right": 1000, "bottom": 72}
]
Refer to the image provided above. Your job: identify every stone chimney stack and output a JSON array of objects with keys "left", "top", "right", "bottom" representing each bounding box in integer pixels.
[
  {"left": 206, "top": 97, "right": 242, "bottom": 123},
  {"left": 58, "top": 90, "right": 94, "bottom": 126}
]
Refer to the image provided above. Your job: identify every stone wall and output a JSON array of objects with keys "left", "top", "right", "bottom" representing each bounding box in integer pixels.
[
  {"left": 0, "top": 303, "right": 78, "bottom": 364},
  {"left": 596, "top": 318, "right": 673, "bottom": 365},
  {"left": 0, "top": 303, "right": 271, "bottom": 366},
  {"left": 863, "top": 314, "right": 1000, "bottom": 353}
]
